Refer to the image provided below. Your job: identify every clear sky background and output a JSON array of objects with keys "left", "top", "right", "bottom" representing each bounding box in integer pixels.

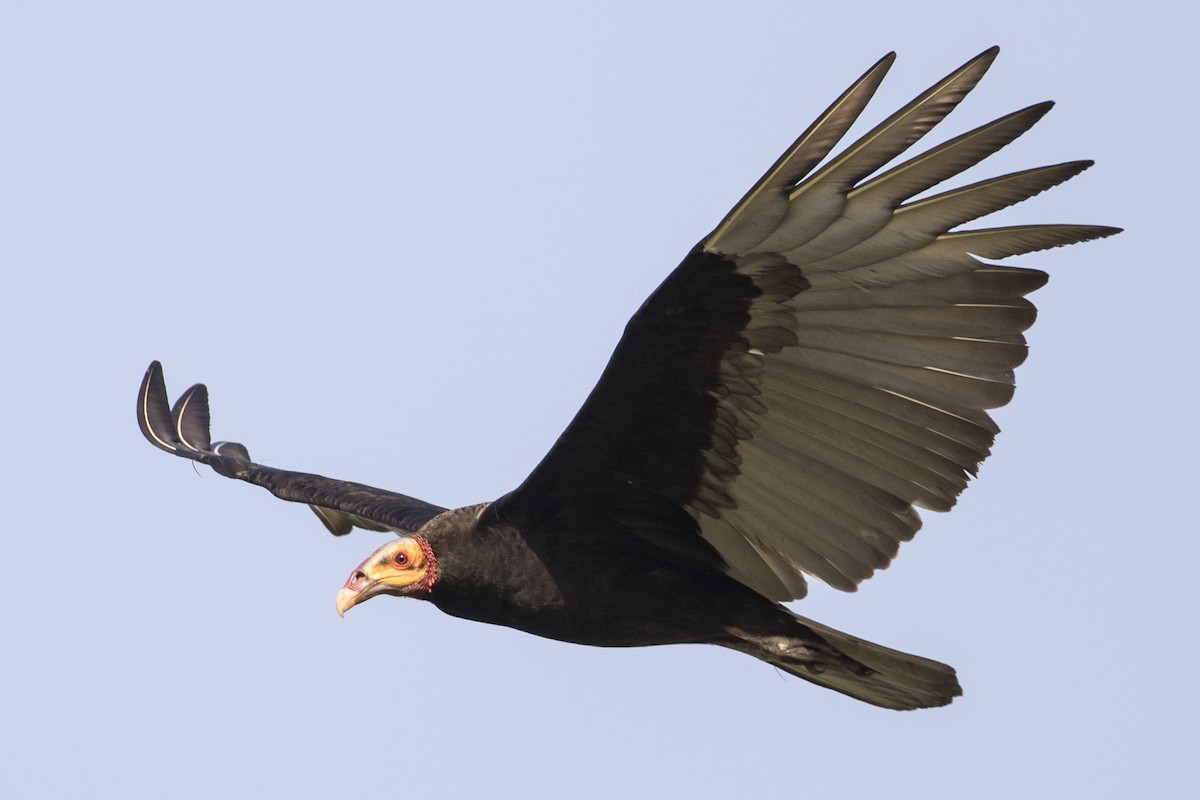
[{"left": 3, "top": 2, "right": 1194, "bottom": 797}]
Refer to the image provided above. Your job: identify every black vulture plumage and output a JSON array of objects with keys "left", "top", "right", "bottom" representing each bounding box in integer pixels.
[{"left": 137, "top": 48, "right": 1118, "bottom": 710}]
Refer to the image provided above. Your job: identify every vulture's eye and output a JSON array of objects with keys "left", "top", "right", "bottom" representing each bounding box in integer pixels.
[{"left": 393, "top": 551, "right": 410, "bottom": 567}]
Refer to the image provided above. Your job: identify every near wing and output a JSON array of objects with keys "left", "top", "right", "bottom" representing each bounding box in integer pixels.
[
  {"left": 137, "top": 361, "right": 446, "bottom": 536},
  {"left": 501, "top": 48, "right": 1119, "bottom": 601}
]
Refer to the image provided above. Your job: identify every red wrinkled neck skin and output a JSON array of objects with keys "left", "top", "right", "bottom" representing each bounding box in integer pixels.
[{"left": 413, "top": 535, "right": 438, "bottom": 595}]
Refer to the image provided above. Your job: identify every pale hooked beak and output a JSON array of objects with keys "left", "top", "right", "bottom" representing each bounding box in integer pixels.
[{"left": 335, "top": 569, "right": 374, "bottom": 617}]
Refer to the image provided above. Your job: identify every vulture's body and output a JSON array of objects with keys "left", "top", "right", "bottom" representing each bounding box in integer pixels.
[{"left": 138, "top": 48, "right": 1117, "bottom": 710}]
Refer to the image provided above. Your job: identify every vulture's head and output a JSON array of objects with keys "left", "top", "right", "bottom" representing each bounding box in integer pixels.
[{"left": 335, "top": 535, "right": 437, "bottom": 616}]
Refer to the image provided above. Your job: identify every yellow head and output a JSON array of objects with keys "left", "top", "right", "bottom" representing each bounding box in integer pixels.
[{"left": 335, "top": 535, "right": 438, "bottom": 616}]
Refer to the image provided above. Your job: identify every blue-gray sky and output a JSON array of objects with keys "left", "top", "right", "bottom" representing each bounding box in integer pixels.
[{"left": 3, "top": 2, "right": 1194, "bottom": 797}]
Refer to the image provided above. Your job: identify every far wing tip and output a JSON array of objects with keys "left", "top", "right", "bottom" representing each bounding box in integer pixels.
[{"left": 138, "top": 360, "right": 179, "bottom": 455}]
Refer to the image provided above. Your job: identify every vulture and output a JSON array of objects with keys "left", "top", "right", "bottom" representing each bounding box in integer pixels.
[{"left": 138, "top": 48, "right": 1118, "bottom": 710}]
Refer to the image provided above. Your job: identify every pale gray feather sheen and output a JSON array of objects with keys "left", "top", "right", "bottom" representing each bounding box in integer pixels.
[
  {"left": 712, "top": 518, "right": 809, "bottom": 598},
  {"left": 848, "top": 103, "right": 1053, "bottom": 209},
  {"left": 781, "top": 103, "right": 1054, "bottom": 264},
  {"left": 757, "top": 375, "right": 988, "bottom": 475},
  {"left": 735, "top": 458, "right": 913, "bottom": 554},
  {"left": 792, "top": 303, "right": 1038, "bottom": 338},
  {"left": 788, "top": 163, "right": 1094, "bottom": 278},
  {"left": 677, "top": 49, "right": 1118, "bottom": 600},
  {"left": 758, "top": 387, "right": 974, "bottom": 494},
  {"left": 742, "top": 48, "right": 1000, "bottom": 256},
  {"left": 706, "top": 53, "right": 896, "bottom": 254},
  {"left": 926, "top": 224, "right": 1121, "bottom": 259},
  {"left": 741, "top": 442, "right": 926, "bottom": 540}
]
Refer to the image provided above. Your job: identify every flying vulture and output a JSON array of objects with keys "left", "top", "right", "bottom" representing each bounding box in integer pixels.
[{"left": 138, "top": 48, "right": 1118, "bottom": 710}]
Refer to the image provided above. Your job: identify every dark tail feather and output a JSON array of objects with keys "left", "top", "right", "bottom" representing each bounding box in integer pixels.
[{"left": 731, "top": 613, "right": 962, "bottom": 710}]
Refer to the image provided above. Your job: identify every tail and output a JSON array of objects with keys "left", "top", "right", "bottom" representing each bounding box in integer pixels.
[{"left": 727, "top": 613, "right": 962, "bottom": 710}]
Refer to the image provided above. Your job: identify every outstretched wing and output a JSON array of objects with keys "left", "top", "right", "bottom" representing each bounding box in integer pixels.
[
  {"left": 501, "top": 48, "right": 1119, "bottom": 601},
  {"left": 137, "top": 361, "right": 446, "bottom": 535}
]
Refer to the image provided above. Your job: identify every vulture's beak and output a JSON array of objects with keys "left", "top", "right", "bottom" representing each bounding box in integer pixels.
[{"left": 335, "top": 569, "right": 375, "bottom": 617}]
